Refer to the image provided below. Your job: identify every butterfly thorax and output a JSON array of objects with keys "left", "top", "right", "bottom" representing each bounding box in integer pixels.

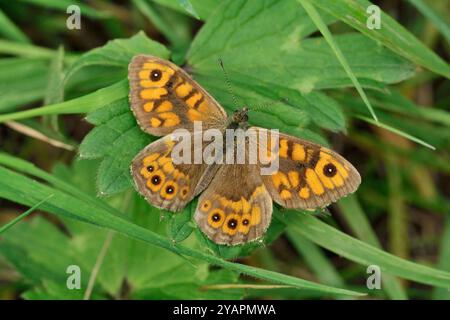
[{"left": 227, "top": 107, "right": 249, "bottom": 130}]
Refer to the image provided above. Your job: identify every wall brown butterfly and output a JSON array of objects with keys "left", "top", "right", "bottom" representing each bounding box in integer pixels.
[{"left": 128, "top": 55, "right": 361, "bottom": 245}]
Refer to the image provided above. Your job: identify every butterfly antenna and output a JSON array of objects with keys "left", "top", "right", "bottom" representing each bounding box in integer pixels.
[{"left": 218, "top": 58, "right": 240, "bottom": 109}]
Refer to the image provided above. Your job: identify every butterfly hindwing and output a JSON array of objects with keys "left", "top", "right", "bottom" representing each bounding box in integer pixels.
[
  {"left": 128, "top": 55, "right": 227, "bottom": 136},
  {"left": 194, "top": 163, "right": 272, "bottom": 245},
  {"left": 131, "top": 132, "right": 219, "bottom": 212}
]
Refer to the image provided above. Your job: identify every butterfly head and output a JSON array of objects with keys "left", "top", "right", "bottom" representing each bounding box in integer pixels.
[{"left": 229, "top": 107, "right": 249, "bottom": 129}]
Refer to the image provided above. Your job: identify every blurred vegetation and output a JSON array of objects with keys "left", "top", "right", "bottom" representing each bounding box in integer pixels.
[{"left": 0, "top": 0, "right": 449, "bottom": 300}]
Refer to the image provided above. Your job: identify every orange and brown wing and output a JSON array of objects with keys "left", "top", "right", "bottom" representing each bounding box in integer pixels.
[
  {"left": 128, "top": 55, "right": 227, "bottom": 136},
  {"left": 254, "top": 128, "right": 361, "bottom": 210}
]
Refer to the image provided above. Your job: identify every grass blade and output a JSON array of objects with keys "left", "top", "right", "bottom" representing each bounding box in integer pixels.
[
  {"left": 19, "top": 0, "right": 110, "bottom": 19},
  {"left": 0, "top": 39, "right": 78, "bottom": 62},
  {"left": 278, "top": 212, "right": 450, "bottom": 289},
  {"left": 356, "top": 115, "right": 436, "bottom": 150},
  {"left": 0, "top": 9, "right": 30, "bottom": 43},
  {"left": 298, "top": 0, "right": 378, "bottom": 121},
  {"left": 311, "top": 0, "right": 450, "bottom": 78},
  {"left": 0, "top": 164, "right": 363, "bottom": 297},
  {"left": 338, "top": 196, "right": 408, "bottom": 299},
  {"left": 4, "top": 121, "right": 75, "bottom": 151},
  {"left": 0, "top": 79, "right": 128, "bottom": 123},
  {"left": 0, "top": 153, "right": 121, "bottom": 216},
  {"left": 407, "top": 0, "right": 450, "bottom": 44},
  {"left": 0, "top": 194, "right": 53, "bottom": 234},
  {"left": 286, "top": 230, "right": 345, "bottom": 288},
  {"left": 43, "top": 45, "right": 65, "bottom": 131},
  {"left": 432, "top": 217, "right": 450, "bottom": 299}
]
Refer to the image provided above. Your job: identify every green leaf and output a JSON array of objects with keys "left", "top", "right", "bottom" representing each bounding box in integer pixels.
[
  {"left": 80, "top": 101, "right": 135, "bottom": 159},
  {"left": 151, "top": 0, "right": 218, "bottom": 20},
  {"left": 311, "top": 0, "right": 450, "bottom": 78},
  {"left": 178, "top": 0, "right": 200, "bottom": 19},
  {"left": 186, "top": 0, "right": 415, "bottom": 136},
  {"left": 302, "top": 91, "right": 345, "bottom": 132},
  {"left": 80, "top": 98, "right": 153, "bottom": 195},
  {"left": 65, "top": 32, "right": 170, "bottom": 84},
  {"left": 188, "top": 1, "right": 414, "bottom": 91},
  {"left": 167, "top": 204, "right": 195, "bottom": 243}
]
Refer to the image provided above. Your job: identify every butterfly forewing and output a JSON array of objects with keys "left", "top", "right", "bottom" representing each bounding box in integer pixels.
[
  {"left": 253, "top": 128, "right": 361, "bottom": 210},
  {"left": 128, "top": 55, "right": 227, "bottom": 136}
]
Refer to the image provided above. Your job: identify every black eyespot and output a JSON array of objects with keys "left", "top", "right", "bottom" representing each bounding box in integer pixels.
[
  {"left": 242, "top": 219, "right": 249, "bottom": 226},
  {"left": 212, "top": 213, "right": 221, "bottom": 222},
  {"left": 150, "top": 69, "right": 162, "bottom": 81},
  {"left": 166, "top": 185, "right": 175, "bottom": 194},
  {"left": 146, "top": 165, "right": 154, "bottom": 172},
  {"left": 227, "top": 218, "right": 238, "bottom": 230},
  {"left": 323, "top": 163, "right": 337, "bottom": 177},
  {"left": 151, "top": 175, "right": 161, "bottom": 185}
]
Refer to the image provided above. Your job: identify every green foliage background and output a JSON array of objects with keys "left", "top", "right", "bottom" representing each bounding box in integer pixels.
[{"left": 0, "top": 0, "right": 449, "bottom": 300}]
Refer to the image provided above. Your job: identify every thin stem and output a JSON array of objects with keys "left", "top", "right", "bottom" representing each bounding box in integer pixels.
[{"left": 83, "top": 231, "right": 114, "bottom": 300}]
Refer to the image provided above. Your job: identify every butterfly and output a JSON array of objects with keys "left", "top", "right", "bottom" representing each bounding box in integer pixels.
[{"left": 128, "top": 55, "right": 361, "bottom": 246}]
